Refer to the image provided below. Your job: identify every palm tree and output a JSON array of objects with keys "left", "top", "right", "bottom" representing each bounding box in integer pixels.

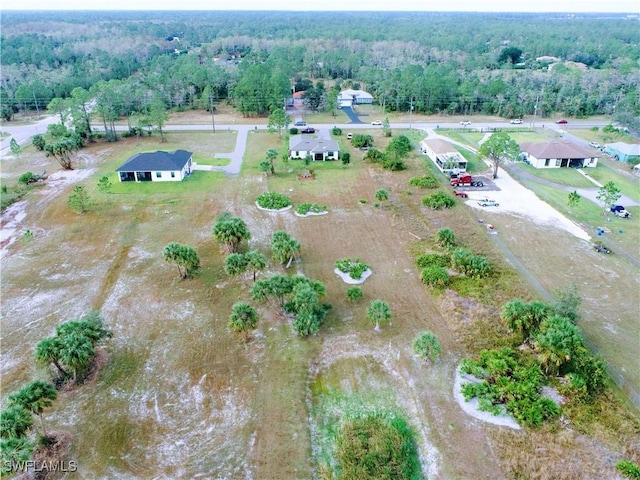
[
  {"left": 228, "top": 302, "right": 259, "bottom": 342},
  {"left": 59, "top": 333, "right": 95, "bottom": 382},
  {"left": 8, "top": 381, "right": 57, "bottom": 437},
  {"left": 224, "top": 253, "right": 248, "bottom": 278},
  {"left": 367, "top": 299, "right": 392, "bottom": 331},
  {"left": 0, "top": 406, "right": 33, "bottom": 439},
  {"left": 501, "top": 299, "right": 530, "bottom": 338},
  {"left": 34, "top": 337, "right": 68, "bottom": 378},
  {"left": 272, "top": 231, "right": 301, "bottom": 268},
  {"left": 244, "top": 251, "right": 267, "bottom": 281},
  {"left": 213, "top": 214, "right": 251, "bottom": 254}
]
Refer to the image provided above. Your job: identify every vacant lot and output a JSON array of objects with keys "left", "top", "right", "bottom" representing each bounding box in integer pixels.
[{"left": 1, "top": 128, "right": 638, "bottom": 479}]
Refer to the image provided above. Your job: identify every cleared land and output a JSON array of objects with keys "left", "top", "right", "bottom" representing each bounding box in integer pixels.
[{"left": 1, "top": 125, "right": 638, "bottom": 479}]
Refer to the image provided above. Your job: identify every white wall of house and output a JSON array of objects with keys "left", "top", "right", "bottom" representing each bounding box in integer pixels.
[
  {"left": 527, "top": 155, "right": 598, "bottom": 169},
  {"left": 289, "top": 149, "right": 338, "bottom": 161},
  {"left": 152, "top": 170, "right": 184, "bottom": 181}
]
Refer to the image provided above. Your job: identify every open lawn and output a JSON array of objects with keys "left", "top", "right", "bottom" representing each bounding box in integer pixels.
[{"left": 1, "top": 128, "right": 638, "bottom": 480}]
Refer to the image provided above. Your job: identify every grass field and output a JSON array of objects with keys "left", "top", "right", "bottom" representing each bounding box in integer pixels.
[{"left": 1, "top": 124, "right": 639, "bottom": 479}]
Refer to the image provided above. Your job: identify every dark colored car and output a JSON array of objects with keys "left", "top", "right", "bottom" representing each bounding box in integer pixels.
[
  {"left": 301, "top": 127, "right": 315, "bottom": 134},
  {"left": 556, "top": 119, "right": 568, "bottom": 124}
]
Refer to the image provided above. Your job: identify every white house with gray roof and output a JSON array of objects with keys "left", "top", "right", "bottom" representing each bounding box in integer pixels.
[
  {"left": 520, "top": 140, "right": 599, "bottom": 169},
  {"left": 419, "top": 138, "right": 467, "bottom": 175},
  {"left": 288, "top": 136, "right": 339, "bottom": 161},
  {"left": 116, "top": 150, "right": 193, "bottom": 182}
]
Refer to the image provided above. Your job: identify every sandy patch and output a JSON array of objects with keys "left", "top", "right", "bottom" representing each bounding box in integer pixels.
[
  {"left": 334, "top": 268, "right": 372, "bottom": 285},
  {"left": 453, "top": 366, "right": 521, "bottom": 430},
  {"left": 294, "top": 210, "right": 328, "bottom": 217},
  {"left": 465, "top": 167, "right": 591, "bottom": 241},
  {"left": 255, "top": 203, "right": 292, "bottom": 213}
]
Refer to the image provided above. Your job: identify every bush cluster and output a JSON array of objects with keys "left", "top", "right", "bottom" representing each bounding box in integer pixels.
[
  {"left": 256, "top": 192, "right": 292, "bottom": 210},
  {"left": 335, "top": 258, "right": 370, "bottom": 280},
  {"left": 451, "top": 248, "right": 491, "bottom": 278},
  {"left": 409, "top": 175, "right": 439, "bottom": 189},
  {"left": 295, "top": 203, "right": 327, "bottom": 215},
  {"left": 422, "top": 192, "right": 455, "bottom": 209}
]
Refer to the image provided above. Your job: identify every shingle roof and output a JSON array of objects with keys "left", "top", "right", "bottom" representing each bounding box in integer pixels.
[
  {"left": 606, "top": 142, "right": 640, "bottom": 156},
  {"left": 117, "top": 150, "right": 192, "bottom": 172},
  {"left": 289, "top": 136, "right": 339, "bottom": 153},
  {"left": 421, "top": 138, "right": 457, "bottom": 155},
  {"left": 520, "top": 140, "right": 599, "bottom": 159}
]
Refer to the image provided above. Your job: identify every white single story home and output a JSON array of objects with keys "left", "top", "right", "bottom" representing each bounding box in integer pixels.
[
  {"left": 520, "top": 140, "right": 599, "bottom": 169},
  {"left": 289, "top": 136, "right": 340, "bottom": 161},
  {"left": 419, "top": 138, "right": 467, "bottom": 175},
  {"left": 337, "top": 89, "right": 373, "bottom": 108},
  {"left": 604, "top": 142, "right": 640, "bottom": 163},
  {"left": 116, "top": 150, "right": 193, "bottom": 182}
]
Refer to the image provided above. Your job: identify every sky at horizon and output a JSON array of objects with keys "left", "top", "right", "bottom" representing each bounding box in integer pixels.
[{"left": 2, "top": 0, "right": 639, "bottom": 13}]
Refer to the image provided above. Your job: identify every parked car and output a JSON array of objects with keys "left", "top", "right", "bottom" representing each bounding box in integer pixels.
[
  {"left": 301, "top": 127, "right": 315, "bottom": 134},
  {"left": 610, "top": 205, "right": 631, "bottom": 218},
  {"left": 510, "top": 119, "right": 523, "bottom": 124},
  {"left": 593, "top": 243, "right": 611, "bottom": 254},
  {"left": 346, "top": 133, "right": 353, "bottom": 139},
  {"left": 556, "top": 119, "right": 568, "bottom": 124},
  {"left": 294, "top": 120, "right": 307, "bottom": 127},
  {"left": 460, "top": 120, "right": 471, "bottom": 126},
  {"left": 371, "top": 120, "right": 383, "bottom": 126},
  {"left": 453, "top": 190, "right": 468, "bottom": 198},
  {"left": 589, "top": 141, "right": 601, "bottom": 149},
  {"left": 477, "top": 198, "right": 499, "bottom": 207}
]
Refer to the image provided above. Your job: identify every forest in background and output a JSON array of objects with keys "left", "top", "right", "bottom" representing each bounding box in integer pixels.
[{"left": 1, "top": 11, "right": 639, "bottom": 129}]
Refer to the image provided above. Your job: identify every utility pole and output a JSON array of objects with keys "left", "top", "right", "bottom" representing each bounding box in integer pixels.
[
  {"left": 32, "top": 91, "right": 40, "bottom": 119},
  {"left": 210, "top": 95, "right": 216, "bottom": 134},
  {"left": 532, "top": 94, "right": 539, "bottom": 130},
  {"left": 409, "top": 96, "right": 413, "bottom": 131}
]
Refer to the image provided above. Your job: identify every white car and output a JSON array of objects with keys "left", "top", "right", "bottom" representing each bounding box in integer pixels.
[
  {"left": 460, "top": 121, "right": 471, "bottom": 126},
  {"left": 346, "top": 133, "right": 353, "bottom": 139},
  {"left": 371, "top": 121, "right": 383, "bottom": 126},
  {"left": 589, "top": 141, "right": 601, "bottom": 149},
  {"left": 510, "top": 119, "right": 523, "bottom": 124}
]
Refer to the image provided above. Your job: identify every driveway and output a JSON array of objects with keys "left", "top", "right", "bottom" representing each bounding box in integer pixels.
[{"left": 339, "top": 106, "right": 365, "bottom": 124}]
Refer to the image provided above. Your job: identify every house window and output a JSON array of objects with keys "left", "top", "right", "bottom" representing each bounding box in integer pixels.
[
  {"left": 544, "top": 159, "right": 550, "bottom": 167},
  {"left": 555, "top": 159, "right": 561, "bottom": 167},
  {"left": 156, "top": 172, "right": 162, "bottom": 178},
  {"left": 171, "top": 172, "right": 175, "bottom": 178}
]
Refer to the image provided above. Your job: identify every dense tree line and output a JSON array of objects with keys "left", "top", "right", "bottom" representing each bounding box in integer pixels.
[{"left": 1, "top": 11, "right": 638, "bottom": 126}]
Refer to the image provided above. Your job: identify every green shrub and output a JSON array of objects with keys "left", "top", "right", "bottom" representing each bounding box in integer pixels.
[
  {"left": 416, "top": 253, "right": 449, "bottom": 268},
  {"left": 295, "top": 203, "right": 327, "bottom": 215},
  {"left": 331, "top": 126, "right": 342, "bottom": 135},
  {"left": 382, "top": 155, "right": 406, "bottom": 171},
  {"left": 346, "top": 286, "right": 363, "bottom": 303},
  {"left": 364, "top": 148, "right": 384, "bottom": 164},
  {"left": 18, "top": 172, "right": 37, "bottom": 185},
  {"left": 616, "top": 460, "right": 640, "bottom": 479},
  {"left": 256, "top": 192, "right": 292, "bottom": 210},
  {"left": 352, "top": 134, "right": 373, "bottom": 148},
  {"left": 335, "top": 258, "right": 370, "bottom": 280},
  {"left": 413, "top": 331, "right": 442, "bottom": 361},
  {"left": 290, "top": 127, "right": 299, "bottom": 134},
  {"left": 421, "top": 266, "right": 449, "bottom": 287},
  {"left": 435, "top": 228, "right": 456, "bottom": 248},
  {"left": 334, "top": 414, "right": 422, "bottom": 480},
  {"left": 460, "top": 348, "right": 560, "bottom": 427},
  {"left": 422, "top": 192, "right": 455, "bottom": 209},
  {"left": 451, "top": 248, "right": 491, "bottom": 278},
  {"left": 409, "top": 175, "right": 439, "bottom": 188}
]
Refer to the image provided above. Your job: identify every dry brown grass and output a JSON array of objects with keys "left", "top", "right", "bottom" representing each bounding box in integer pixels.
[{"left": 1, "top": 129, "right": 638, "bottom": 479}]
